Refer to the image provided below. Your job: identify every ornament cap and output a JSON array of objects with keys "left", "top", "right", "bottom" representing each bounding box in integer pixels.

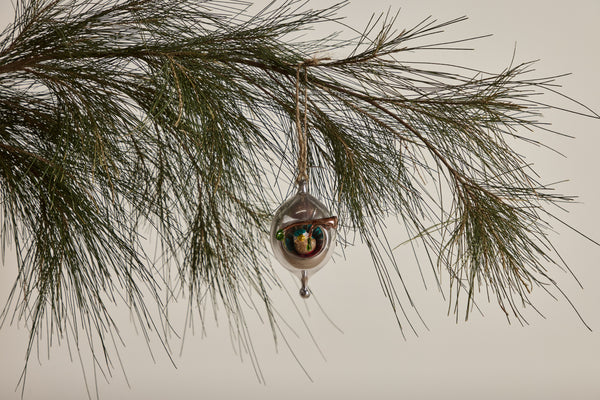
[{"left": 297, "top": 179, "right": 308, "bottom": 194}]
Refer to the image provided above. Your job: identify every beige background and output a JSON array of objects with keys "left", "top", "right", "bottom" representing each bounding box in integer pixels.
[{"left": 1, "top": 0, "right": 599, "bottom": 399}]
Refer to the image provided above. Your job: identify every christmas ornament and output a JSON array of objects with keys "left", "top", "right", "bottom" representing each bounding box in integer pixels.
[
  {"left": 270, "top": 62, "right": 338, "bottom": 298},
  {"left": 270, "top": 181, "right": 338, "bottom": 298}
]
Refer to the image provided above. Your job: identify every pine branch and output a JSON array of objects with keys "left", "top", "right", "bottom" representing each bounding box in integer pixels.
[{"left": 0, "top": 0, "right": 597, "bottom": 390}]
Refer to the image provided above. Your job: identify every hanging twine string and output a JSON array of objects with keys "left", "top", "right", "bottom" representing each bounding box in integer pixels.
[
  {"left": 294, "top": 57, "right": 330, "bottom": 186},
  {"left": 295, "top": 62, "right": 309, "bottom": 185}
]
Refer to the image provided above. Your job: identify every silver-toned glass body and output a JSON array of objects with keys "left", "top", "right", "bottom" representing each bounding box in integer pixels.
[{"left": 270, "top": 183, "right": 337, "bottom": 298}]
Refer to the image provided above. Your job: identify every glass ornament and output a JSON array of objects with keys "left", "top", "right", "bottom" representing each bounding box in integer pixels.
[{"left": 270, "top": 182, "right": 338, "bottom": 298}]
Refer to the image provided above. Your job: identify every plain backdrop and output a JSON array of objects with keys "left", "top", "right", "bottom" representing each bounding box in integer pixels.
[{"left": 1, "top": 1, "right": 599, "bottom": 399}]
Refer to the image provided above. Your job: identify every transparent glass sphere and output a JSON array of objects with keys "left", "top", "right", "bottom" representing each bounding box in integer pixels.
[{"left": 270, "top": 187, "right": 337, "bottom": 281}]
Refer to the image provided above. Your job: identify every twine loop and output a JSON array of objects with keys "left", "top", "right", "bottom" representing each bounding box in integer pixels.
[
  {"left": 294, "top": 56, "right": 329, "bottom": 186},
  {"left": 295, "top": 62, "right": 309, "bottom": 185}
]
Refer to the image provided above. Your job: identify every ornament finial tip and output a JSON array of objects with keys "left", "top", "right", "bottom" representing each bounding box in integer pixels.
[
  {"left": 299, "top": 286, "right": 311, "bottom": 298},
  {"left": 299, "top": 271, "right": 310, "bottom": 298}
]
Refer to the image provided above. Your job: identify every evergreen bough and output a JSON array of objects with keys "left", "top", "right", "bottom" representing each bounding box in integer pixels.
[{"left": 0, "top": 0, "right": 597, "bottom": 390}]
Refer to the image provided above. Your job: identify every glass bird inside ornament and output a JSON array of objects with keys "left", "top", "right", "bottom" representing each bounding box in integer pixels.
[{"left": 270, "top": 182, "right": 338, "bottom": 298}]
